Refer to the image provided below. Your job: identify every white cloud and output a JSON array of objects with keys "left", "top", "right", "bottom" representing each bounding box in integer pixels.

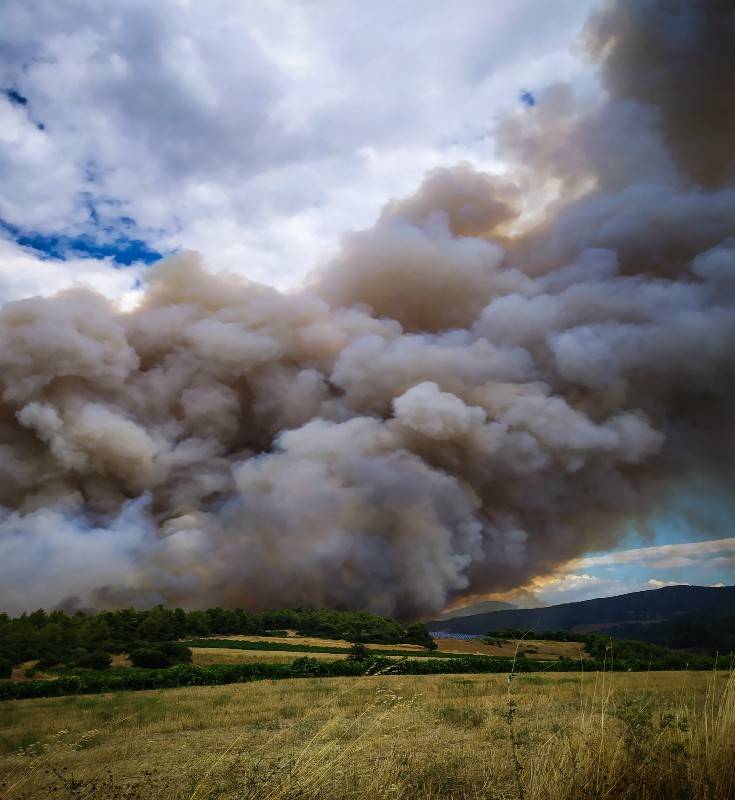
[
  {"left": 567, "top": 538, "right": 735, "bottom": 571},
  {"left": 485, "top": 539, "right": 735, "bottom": 606},
  {"left": 496, "top": 572, "right": 633, "bottom": 607},
  {"left": 0, "top": 0, "right": 595, "bottom": 290},
  {"left": 646, "top": 578, "right": 687, "bottom": 590},
  {"left": 0, "top": 236, "right": 143, "bottom": 308}
]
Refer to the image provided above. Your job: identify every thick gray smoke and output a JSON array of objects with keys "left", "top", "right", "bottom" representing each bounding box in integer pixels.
[{"left": 1, "top": 0, "right": 734, "bottom": 617}]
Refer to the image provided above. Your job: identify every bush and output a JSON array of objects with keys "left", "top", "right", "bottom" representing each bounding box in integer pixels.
[
  {"left": 76, "top": 651, "right": 112, "bottom": 670},
  {"left": 159, "top": 641, "right": 193, "bottom": 664},
  {"left": 405, "top": 622, "right": 437, "bottom": 650},
  {"left": 128, "top": 643, "right": 192, "bottom": 669},
  {"left": 36, "top": 655, "right": 63, "bottom": 670},
  {"left": 0, "top": 658, "right": 12, "bottom": 679},
  {"left": 348, "top": 642, "right": 371, "bottom": 660},
  {"left": 129, "top": 647, "right": 173, "bottom": 669}
]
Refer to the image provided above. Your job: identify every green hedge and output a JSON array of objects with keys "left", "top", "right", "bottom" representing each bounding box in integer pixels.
[
  {"left": 0, "top": 653, "right": 723, "bottom": 702},
  {"left": 0, "top": 656, "right": 529, "bottom": 701}
]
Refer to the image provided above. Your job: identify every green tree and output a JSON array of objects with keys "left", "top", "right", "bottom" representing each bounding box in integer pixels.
[
  {"left": 76, "top": 651, "right": 112, "bottom": 670},
  {"left": 405, "top": 622, "right": 437, "bottom": 650},
  {"left": 348, "top": 641, "right": 371, "bottom": 660}
]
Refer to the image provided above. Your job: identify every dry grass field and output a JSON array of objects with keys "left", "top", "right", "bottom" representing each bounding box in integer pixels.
[
  {"left": 204, "top": 634, "right": 582, "bottom": 660},
  {"left": 433, "top": 637, "right": 587, "bottom": 660},
  {"left": 1, "top": 668, "right": 733, "bottom": 800},
  {"left": 206, "top": 634, "right": 426, "bottom": 652},
  {"left": 191, "top": 647, "right": 349, "bottom": 666}
]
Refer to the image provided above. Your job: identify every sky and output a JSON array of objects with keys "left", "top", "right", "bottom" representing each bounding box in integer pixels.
[
  {"left": 0, "top": 0, "right": 732, "bottom": 610},
  {"left": 0, "top": 0, "right": 594, "bottom": 296}
]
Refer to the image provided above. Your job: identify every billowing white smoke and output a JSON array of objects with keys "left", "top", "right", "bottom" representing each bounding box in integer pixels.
[{"left": 1, "top": 0, "right": 734, "bottom": 616}]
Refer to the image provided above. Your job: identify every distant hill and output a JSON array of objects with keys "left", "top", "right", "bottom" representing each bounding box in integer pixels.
[
  {"left": 427, "top": 585, "right": 735, "bottom": 646},
  {"left": 602, "top": 608, "right": 735, "bottom": 653},
  {"left": 436, "top": 600, "right": 517, "bottom": 620}
]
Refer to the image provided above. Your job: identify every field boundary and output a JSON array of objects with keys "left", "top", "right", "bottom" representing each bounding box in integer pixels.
[
  {"left": 2, "top": 650, "right": 725, "bottom": 702},
  {"left": 182, "top": 638, "right": 460, "bottom": 658}
]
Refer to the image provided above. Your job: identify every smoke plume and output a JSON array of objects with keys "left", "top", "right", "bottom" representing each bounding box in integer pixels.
[{"left": 1, "top": 0, "right": 734, "bottom": 616}]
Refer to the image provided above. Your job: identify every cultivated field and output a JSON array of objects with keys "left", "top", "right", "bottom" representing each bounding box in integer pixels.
[
  {"left": 1, "top": 669, "right": 733, "bottom": 799},
  {"left": 204, "top": 634, "right": 427, "bottom": 651},
  {"left": 191, "top": 647, "right": 348, "bottom": 666},
  {"left": 433, "top": 637, "right": 587, "bottom": 660},
  {"left": 201, "top": 633, "right": 583, "bottom": 660}
]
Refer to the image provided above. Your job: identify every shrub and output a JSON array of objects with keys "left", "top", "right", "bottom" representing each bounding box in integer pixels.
[
  {"left": 128, "top": 643, "right": 191, "bottom": 669},
  {"left": 76, "top": 651, "right": 112, "bottom": 670},
  {"left": 348, "top": 642, "right": 371, "bottom": 660},
  {"left": 0, "top": 658, "right": 12, "bottom": 679},
  {"left": 36, "top": 655, "right": 63, "bottom": 670},
  {"left": 405, "top": 622, "right": 437, "bottom": 650},
  {"left": 158, "top": 641, "right": 193, "bottom": 663},
  {"left": 129, "top": 647, "right": 174, "bottom": 669}
]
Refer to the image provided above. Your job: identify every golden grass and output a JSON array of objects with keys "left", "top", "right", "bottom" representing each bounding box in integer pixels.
[
  {"left": 190, "top": 648, "right": 445, "bottom": 667},
  {"left": 433, "top": 637, "right": 587, "bottom": 660},
  {"left": 191, "top": 648, "right": 348, "bottom": 666},
  {"left": 200, "top": 633, "right": 585, "bottom": 660},
  {"left": 0, "top": 669, "right": 733, "bottom": 800},
  {"left": 208, "top": 634, "right": 425, "bottom": 652},
  {"left": 7, "top": 662, "right": 55, "bottom": 684}
]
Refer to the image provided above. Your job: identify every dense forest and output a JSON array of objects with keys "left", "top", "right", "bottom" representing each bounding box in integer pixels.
[{"left": 0, "top": 605, "right": 435, "bottom": 675}]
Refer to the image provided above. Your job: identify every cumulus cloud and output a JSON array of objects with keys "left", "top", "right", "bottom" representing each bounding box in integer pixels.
[
  {"left": 0, "top": 0, "right": 593, "bottom": 287},
  {"left": 0, "top": 236, "right": 143, "bottom": 307},
  {"left": 646, "top": 579, "right": 686, "bottom": 590},
  {"left": 0, "top": 0, "right": 733, "bottom": 617}
]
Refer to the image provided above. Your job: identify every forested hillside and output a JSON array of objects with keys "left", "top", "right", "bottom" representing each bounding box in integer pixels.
[{"left": 429, "top": 585, "right": 735, "bottom": 647}]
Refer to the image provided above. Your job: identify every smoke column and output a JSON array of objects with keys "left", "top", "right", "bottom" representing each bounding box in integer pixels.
[{"left": 1, "top": 0, "right": 734, "bottom": 616}]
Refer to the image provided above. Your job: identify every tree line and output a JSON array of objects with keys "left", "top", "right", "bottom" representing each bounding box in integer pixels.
[{"left": 0, "top": 605, "right": 436, "bottom": 676}]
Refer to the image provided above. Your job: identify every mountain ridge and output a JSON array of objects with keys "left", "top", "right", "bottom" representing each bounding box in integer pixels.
[
  {"left": 435, "top": 600, "right": 517, "bottom": 620},
  {"left": 427, "top": 585, "right": 735, "bottom": 637}
]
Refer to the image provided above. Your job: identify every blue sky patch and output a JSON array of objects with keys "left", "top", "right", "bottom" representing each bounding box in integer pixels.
[
  {"left": 4, "top": 88, "right": 28, "bottom": 106},
  {"left": 0, "top": 219, "right": 163, "bottom": 265}
]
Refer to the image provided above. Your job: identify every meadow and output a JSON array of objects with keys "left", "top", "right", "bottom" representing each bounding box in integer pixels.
[{"left": 1, "top": 667, "right": 733, "bottom": 800}]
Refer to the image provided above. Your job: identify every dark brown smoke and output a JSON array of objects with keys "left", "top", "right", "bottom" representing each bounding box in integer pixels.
[
  {"left": 0, "top": 0, "right": 734, "bottom": 616},
  {"left": 586, "top": 0, "right": 735, "bottom": 188}
]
